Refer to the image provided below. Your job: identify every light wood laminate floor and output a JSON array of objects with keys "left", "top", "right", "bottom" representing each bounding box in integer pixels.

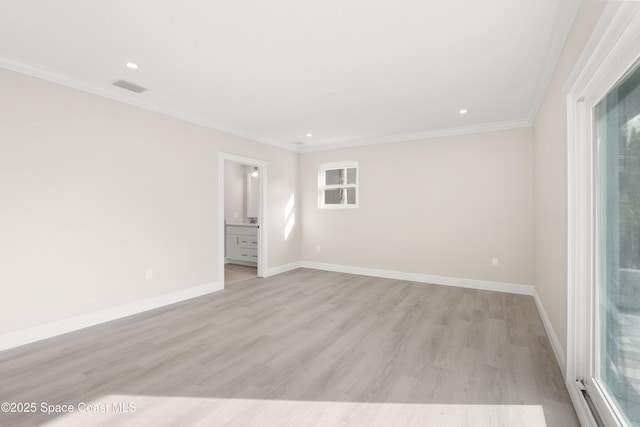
[
  {"left": 0, "top": 269, "right": 577, "bottom": 426},
  {"left": 224, "top": 264, "right": 258, "bottom": 285}
]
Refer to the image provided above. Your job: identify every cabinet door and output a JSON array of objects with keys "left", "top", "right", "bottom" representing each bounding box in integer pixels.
[{"left": 226, "top": 234, "right": 243, "bottom": 260}]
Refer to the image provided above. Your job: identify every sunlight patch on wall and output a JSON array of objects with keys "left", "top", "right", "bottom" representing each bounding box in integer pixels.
[
  {"left": 285, "top": 193, "right": 295, "bottom": 219},
  {"left": 284, "top": 193, "right": 295, "bottom": 240},
  {"left": 284, "top": 213, "right": 295, "bottom": 241}
]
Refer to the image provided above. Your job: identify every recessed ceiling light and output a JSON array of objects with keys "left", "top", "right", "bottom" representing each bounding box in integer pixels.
[
  {"left": 307, "top": 133, "right": 313, "bottom": 137},
  {"left": 459, "top": 109, "right": 468, "bottom": 115},
  {"left": 126, "top": 62, "right": 139, "bottom": 69}
]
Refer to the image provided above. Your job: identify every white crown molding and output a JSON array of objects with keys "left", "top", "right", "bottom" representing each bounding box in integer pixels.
[
  {"left": 0, "top": 281, "right": 222, "bottom": 352},
  {"left": 2, "top": 54, "right": 539, "bottom": 155},
  {"left": 527, "top": 0, "right": 582, "bottom": 123},
  {"left": 298, "top": 119, "right": 531, "bottom": 153},
  {"left": 0, "top": 54, "right": 297, "bottom": 153},
  {"left": 300, "top": 261, "right": 534, "bottom": 295},
  {"left": 564, "top": 1, "right": 632, "bottom": 96}
]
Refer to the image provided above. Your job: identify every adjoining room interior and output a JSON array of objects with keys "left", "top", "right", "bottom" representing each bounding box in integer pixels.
[
  {"left": 1, "top": 1, "right": 640, "bottom": 426},
  {"left": 223, "top": 159, "right": 261, "bottom": 285}
]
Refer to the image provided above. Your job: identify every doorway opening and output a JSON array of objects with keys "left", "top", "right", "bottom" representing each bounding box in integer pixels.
[{"left": 218, "top": 153, "right": 267, "bottom": 287}]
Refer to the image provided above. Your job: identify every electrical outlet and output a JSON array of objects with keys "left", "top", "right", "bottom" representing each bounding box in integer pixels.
[
  {"left": 145, "top": 268, "right": 153, "bottom": 280},
  {"left": 316, "top": 246, "right": 321, "bottom": 252},
  {"left": 491, "top": 258, "right": 499, "bottom": 267}
]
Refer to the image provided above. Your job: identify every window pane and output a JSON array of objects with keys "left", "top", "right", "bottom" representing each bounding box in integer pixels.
[
  {"left": 325, "top": 169, "right": 344, "bottom": 186},
  {"left": 596, "top": 63, "right": 640, "bottom": 426},
  {"left": 347, "top": 168, "right": 357, "bottom": 185},
  {"left": 324, "top": 189, "right": 343, "bottom": 205},
  {"left": 347, "top": 188, "right": 356, "bottom": 205}
]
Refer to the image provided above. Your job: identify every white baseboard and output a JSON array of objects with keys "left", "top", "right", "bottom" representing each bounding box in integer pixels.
[
  {"left": 264, "top": 261, "right": 302, "bottom": 277},
  {"left": 300, "top": 261, "right": 534, "bottom": 295},
  {"left": 532, "top": 290, "right": 567, "bottom": 378},
  {"left": 0, "top": 281, "right": 222, "bottom": 353}
]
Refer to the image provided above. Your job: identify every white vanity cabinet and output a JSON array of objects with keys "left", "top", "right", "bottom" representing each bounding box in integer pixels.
[{"left": 225, "top": 225, "right": 258, "bottom": 265}]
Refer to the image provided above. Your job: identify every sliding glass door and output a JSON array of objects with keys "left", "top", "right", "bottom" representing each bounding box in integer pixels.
[{"left": 592, "top": 63, "right": 640, "bottom": 427}]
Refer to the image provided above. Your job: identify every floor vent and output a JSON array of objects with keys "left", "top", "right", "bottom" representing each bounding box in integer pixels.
[{"left": 112, "top": 80, "right": 147, "bottom": 93}]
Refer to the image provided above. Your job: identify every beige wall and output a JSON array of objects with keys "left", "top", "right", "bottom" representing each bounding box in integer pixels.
[
  {"left": 245, "top": 165, "right": 260, "bottom": 219},
  {"left": 0, "top": 67, "right": 300, "bottom": 335},
  {"left": 532, "top": 1, "right": 605, "bottom": 356},
  {"left": 224, "top": 161, "right": 246, "bottom": 222},
  {"left": 301, "top": 127, "right": 534, "bottom": 286},
  {"left": 0, "top": 0, "right": 609, "bottom": 345}
]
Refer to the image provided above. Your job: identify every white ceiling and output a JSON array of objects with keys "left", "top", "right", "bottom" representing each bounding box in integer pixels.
[{"left": 0, "top": 0, "right": 580, "bottom": 152}]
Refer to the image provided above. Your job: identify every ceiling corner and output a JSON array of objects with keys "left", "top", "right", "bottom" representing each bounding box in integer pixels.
[{"left": 527, "top": 0, "right": 583, "bottom": 124}]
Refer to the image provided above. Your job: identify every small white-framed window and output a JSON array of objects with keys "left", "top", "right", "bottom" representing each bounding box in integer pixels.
[{"left": 318, "top": 161, "right": 358, "bottom": 209}]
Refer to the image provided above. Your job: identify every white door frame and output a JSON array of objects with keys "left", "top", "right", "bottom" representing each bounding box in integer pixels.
[
  {"left": 218, "top": 152, "right": 268, "bottom": 286},
  {"left": 566, "top": 3, "right": 640, "bottom": 426}
]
